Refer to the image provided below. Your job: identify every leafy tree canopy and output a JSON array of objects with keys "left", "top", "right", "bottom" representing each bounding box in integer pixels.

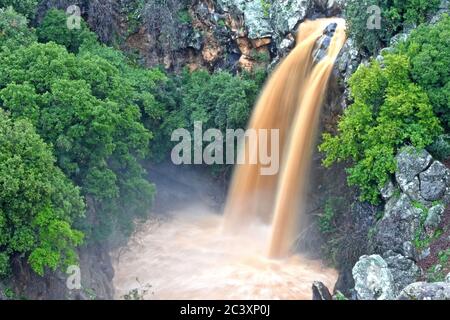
[
  {"left": 0, "top": 7, "right": 37, "bottom": 49},
  {"left": 0, "top": 41, "right": 159, "bottom": 239},
  {"left": 397, "top": 14, "right": 450, "bottom": 130},
  {"left": 0, "top": 110, "right": 85, "bottom": 277}
]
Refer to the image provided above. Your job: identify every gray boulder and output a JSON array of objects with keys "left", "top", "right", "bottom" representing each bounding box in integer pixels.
[
  {"left": 352, "top": 255, "right": 397, "bottom": 300},
  {"left": 419, "top": 161, "right": 450, "bottom": 201},
  {"left": 397, "top": 282, "right": 450, "bottom": 300},
  {"left": 395, "top": 147, "right": 432, "bottom": 192},
  {"left": 383, "top": 251, "right": 422, "bottom": 293}
]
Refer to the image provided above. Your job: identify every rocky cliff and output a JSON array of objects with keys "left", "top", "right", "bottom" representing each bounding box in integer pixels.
[{"left": 36, "top": 0, "right": 347, "bottom": 72}]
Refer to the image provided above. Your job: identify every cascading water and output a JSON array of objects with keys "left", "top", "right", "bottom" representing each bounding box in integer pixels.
[
  {"left": 224, "top": 18, "right": 347, "bottom": 258},
  {"left": 113, "top": 18, "right": 346, "bottom": 300}
]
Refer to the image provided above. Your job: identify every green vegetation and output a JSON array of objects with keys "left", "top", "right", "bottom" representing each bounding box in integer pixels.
[
  {"left": 0, "top": 0, "right": 38, "bottom": 18},
  {"left": 397, "top": 15, "right": 450, "bottom": 131},
  {"left": 320, "top": 54, "right": 442, "bottom": 203},
  {"left": 0, "top": 6, "right": 37, "bottom": 48},
  {"left": 153, "top": 68, "right": 265, "bottom": 165},
  {"left": 345, "top": 0, "right": 441, "bottom": 54},
  {"left": 37, "top": 9, "right": 98, "bottom": 53},
  {"left": 0, "top": 110, "right": 84, "bottom": 277}
]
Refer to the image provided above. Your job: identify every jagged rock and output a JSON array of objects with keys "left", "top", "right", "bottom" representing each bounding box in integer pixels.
[
  {"left": 402, "top": 176, "right": 424, "bottom": 203},
  {"left": 397, "top": 282, "right": 450, "bottom": 300},
  {"left": 336, "top": 38, "right": 361, "bottom": 83},
  {"left": 395, "top": 147, "right": 432, "bottom": 192},
  {"left": 373, "top": 194, "right": 422, "bottom": 258},
  {"left": 312, "top": 23, "right": 337, "bottom": 63},
  {"left": 419, "top": 161, "right": 450, "bottom": 202},
  {"left": 425, "top": 204, "right": 445, "bottom": 231},
  {"left": 352, "top": 255, "right": 397, "bottom": 300},
  {"left": 380, "top": 180, "right": 395, "bottom": 200},
  {"left": 389, "top": 32, "right": 410, "bottom": 47},
  {"left": 312, "top": 281, "right": 333, "bottom": 300},
  {"left": 383, "top": 251, "right": 422, "bottom": 293}
]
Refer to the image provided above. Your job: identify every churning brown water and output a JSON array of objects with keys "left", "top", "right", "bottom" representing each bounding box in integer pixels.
[{"left": 113, "top": 18, "right": 345, "bottom": 300}]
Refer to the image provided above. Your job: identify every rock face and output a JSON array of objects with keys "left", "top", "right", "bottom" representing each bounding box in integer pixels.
[
  {"left": 420, "top": 162, "right": 450, "bottom": 201},
  {"left": 352, "top": 255, "right": 397, "bottom": 300}
]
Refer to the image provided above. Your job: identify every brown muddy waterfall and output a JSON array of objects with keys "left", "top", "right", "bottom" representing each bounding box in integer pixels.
[{"left": 113, "top": 18, "right": 346, "bottom": 300}]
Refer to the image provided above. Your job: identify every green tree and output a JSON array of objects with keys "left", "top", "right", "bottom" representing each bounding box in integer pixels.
[
  {"left": 320, "top": 54, "right": 442, "bottom": 203},
  {"left": 0, "top": 7, "right": 37, "bottom": 49},
  {"left": 0, "top": 110, "right": 85, "bottom": 277},
  {"left": 37, "top": 9, "right": 98, "bottom": 53}
]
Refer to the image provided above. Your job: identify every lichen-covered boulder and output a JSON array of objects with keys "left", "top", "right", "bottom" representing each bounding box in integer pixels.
[
  {"left": 352, "top": 255, "right": 397, "bottom": 300},
  {"left": 397, "top": 282, "right": 450, "bottom": 300},
  {"left": 395, "top": 147, "right": 432, "bottom": 193},
  {"left": 419, "top": 161, "right": 450, "bottom": 201},
  {"left": 383, "top": 251, "right": 422, "bottom": 293}
]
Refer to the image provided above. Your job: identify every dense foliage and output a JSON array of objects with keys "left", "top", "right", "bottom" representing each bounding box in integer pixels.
[
  {"left": 37, "top": 9, "right": 98, "bottom": 53},
  {"left": 397, "top": 15, "right": 450, "bottom": 130},
  {"left": 0, "top": 110, "right": 84, "bottom": 277},
  {"left": 0, "top": 6, "right": 37, "bottom": 48},
  {"left": 0, "top": 0, "right": 38, "bottom": 18},
  {"left": 0, "top": 40, "right": 160, "bottom": 240},
  {"left": 345, "top": 0, "right": 440, "bottom": 54},
  {"left": 320, "top": 54, "right": 442, "bottom": 203}
]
